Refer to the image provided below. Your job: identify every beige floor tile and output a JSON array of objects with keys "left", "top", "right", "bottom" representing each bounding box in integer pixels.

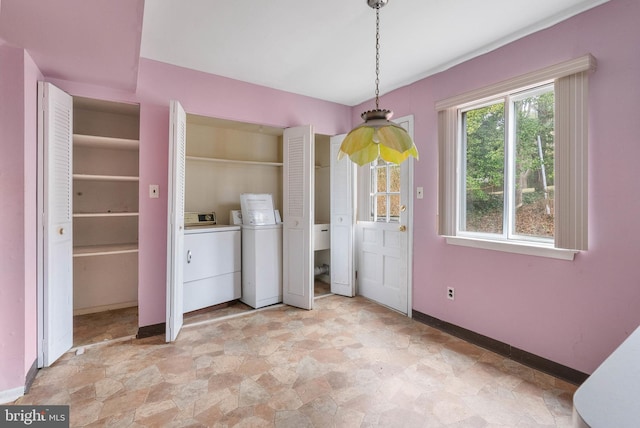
[{"left": 15, "top": 295, "right": 577, "bottom": 427}]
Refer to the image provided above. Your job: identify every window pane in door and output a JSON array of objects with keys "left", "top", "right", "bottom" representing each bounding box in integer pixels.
[
  {"left": 462, "top": 102, "right": 505, "bottom": 234},
  {"left": 376, "top": 195, "right": 387, "bottom": 222},
  {"left": 513, "top": 87, "right": 555, "bottom": 239},
  {"left": 389, "top": 164, "right": 400, "bottom": 192},
  {"left": 370, "top": 160, "right": 402, "bottom": 223},
  {"left": 390, "top": 194, "right": 400, "bottom": 223},
  {"left": 376, "top": 165, "right": 387, "bottom": 193}
]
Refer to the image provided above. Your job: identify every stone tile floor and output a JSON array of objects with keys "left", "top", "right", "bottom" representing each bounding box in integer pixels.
[
  {"left": 73, "top": 306, "right": 140, "bottom": 347},
  {"left": 73, "top": 281, "right": 332, "bottom": 348},
  {"left": 16, "top": 295, "right": 577, "bottom": 427}
]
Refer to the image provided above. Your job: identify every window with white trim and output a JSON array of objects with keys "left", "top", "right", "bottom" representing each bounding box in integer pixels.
[
  {"left": 460, "top": 83, "right": 554, "bottom": 242},
  {"left": 436, "top": 55, "right": 596, "bottom": 260}
]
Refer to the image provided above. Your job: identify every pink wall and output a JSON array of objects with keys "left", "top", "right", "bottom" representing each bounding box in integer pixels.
[
  {"left": 354, "top": 0, "right": 639, "bottom": 374},
  {"left": 2, "top": 1, "right": 636, "bottom": 396},
  {"left": 0, "top": 42, "right": 26, "bottom": 394},
  {"left": 134, "top": 60, "right": 353, "bottom": 326},
  {"left": 0, "top": 43, "right": 41, "bottom": 394},
  {"left": 52, "top": 61, "right": 352, "bottom": 327}
]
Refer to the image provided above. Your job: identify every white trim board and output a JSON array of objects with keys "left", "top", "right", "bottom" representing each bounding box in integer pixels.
[{"left": 0, "top": 386, "right": 25, "bottom": 405}]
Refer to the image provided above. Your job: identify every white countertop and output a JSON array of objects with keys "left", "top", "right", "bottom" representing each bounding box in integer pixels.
[
  {"left": 184, "top": 224, "right": 241, "bottom": 234},
  {"left": 573, "top": 325, "right": 640, "bottom": 427}
]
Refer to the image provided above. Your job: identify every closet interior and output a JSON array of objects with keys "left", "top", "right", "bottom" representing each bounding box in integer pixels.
[
  {"left": 314, "top": 135, "right": 331, "bottom": 296},
  {"left": 71, "top": 97, "right": 140, "bottom": 346}
]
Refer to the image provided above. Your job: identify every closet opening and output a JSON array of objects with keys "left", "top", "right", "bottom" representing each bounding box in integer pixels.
[
  {"left": 314, "top": 135, "right": 332, "bottom": 298},
  {"left": 179, "top": 114, "right": 333, "bottom": 326},
  {"left": 71, "top": 97, "right": 140, "bottom": 347}
]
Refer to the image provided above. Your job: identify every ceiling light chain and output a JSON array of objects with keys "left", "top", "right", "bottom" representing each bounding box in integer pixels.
[
  {"left": 375, "top": 5, "right": 380, "bottom": 110},
  {"left": 337, "top": 0, "right": 419, "bottom": 166}
]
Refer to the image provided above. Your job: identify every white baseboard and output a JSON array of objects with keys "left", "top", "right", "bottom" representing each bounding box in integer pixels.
[
  {"left": 73, "top": 301, "right": 137, "bottom": 316},
  {"left": 0, "top": 386, "right": 25, "bottom": 405}
]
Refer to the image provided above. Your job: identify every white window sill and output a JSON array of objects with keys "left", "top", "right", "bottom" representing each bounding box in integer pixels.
[{"left": 445, "top": 236, "right": 578, "bottom": 260}]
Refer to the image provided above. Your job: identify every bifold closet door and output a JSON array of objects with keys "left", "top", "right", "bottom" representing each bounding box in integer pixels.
[
  {"left": 38, "top": 81, "right": 74, "bottom": 366},
  {"left": 166, "top": 100, "right": 186, "bottom": 342},
  {"left": 330, "top": 134, "right": 356, "bottom": 297},
  {"left": 282, "top": 125, "right": 314, "bottom": 310}
]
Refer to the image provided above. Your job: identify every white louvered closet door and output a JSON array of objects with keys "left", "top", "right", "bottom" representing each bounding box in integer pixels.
[
  {"left": 330, "top": 134, "right": 356, "bottom": 297},
  {"left": 39, "top": 81, "right": 74, "bottom": 366},
  {"left": 282, "top": 125, "right": 314, "bottom": 310},
  {"left": 166, "top": 100, "right": 186, "bottom": 342}
]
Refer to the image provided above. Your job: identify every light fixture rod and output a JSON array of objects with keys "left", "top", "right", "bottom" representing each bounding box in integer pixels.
[
  {"left": 368, "top": 0, "right": 388, "bottom": 110},
  {"left": 338, "top": 0, "right": 418, "bottom": 166},
  {"left": 375, "top": 6, "right": 380, "bottom": 109}
]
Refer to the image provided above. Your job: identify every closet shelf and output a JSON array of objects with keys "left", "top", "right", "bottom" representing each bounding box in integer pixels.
[
  {"left": 73, "top": 243, "right": 138, "bottom": 257},
  {"left": 186, "top": 155, "right": 283, "bottom": 167},
  {"left": 73, "top": 212, "right": 139, "bottom": 218},
  {"left": 73, "top": 134, "right": 139, "bottom": 150},
  {"left": 73, "top": 174, "right": 139, "bottom": 182}
]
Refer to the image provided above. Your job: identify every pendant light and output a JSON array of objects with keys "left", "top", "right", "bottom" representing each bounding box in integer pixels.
[{"left": 338, "top": 0, "right": 419, "bottom": 166}]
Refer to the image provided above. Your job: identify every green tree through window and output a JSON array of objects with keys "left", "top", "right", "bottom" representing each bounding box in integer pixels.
[{"left": 461, "top": 84, "right": 554, "bottom": 240}]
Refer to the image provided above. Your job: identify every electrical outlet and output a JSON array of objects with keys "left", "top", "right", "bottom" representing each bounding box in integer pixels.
[
  {"left": 416, "top": 186, "right": 424, "bottom": 199},
  {"left": 149, "top": 184, "right": 159, "bottom": 199},
  {"left": 447, "top": 287, "right": 455, "bottom": 300}
]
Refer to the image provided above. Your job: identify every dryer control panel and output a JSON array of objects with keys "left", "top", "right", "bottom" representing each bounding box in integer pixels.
[{"left": 184, "top": 212, "right": 216, "bottom": 227}]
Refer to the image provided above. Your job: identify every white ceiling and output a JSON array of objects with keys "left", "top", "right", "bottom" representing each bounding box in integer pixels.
[
  {"left": 140, "top": 0, "right": 609, "bottom": 106},
  {"left": 0, "top": 0, "right": 609, "bottom": 106}
]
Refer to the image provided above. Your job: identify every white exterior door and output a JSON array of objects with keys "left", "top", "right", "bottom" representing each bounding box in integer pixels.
[
  {"left": 38, "top": 81, "right": 74, "bottom": 366},
  {"left": 166, "top": 100, "right": 186, "bottom": 341},
  {"left": 357, "top": 116, "right": 414, "bottom": 315},
  {"left": 282, "top": 125, "right": 314, "bottom": 310},
  {"left": 330, "top": 134, "right": 355, "bottom": 297}
]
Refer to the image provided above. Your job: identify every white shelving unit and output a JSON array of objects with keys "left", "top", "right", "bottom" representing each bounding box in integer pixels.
[
  {"left": 72, "top": 98, "right": 140, "bottom": 314},
  {"left": 72, "top": 133, "right": 139, "bottom": 256},
  {"left": 73, "top": 173, "right": 139, "bottom": 182},
  {"left": 185, "top": 114, "right": 284, "bottom": 225},
  {"left": 186, "top": 155, "right": 283, "bottom": 167},
  {"left": 73, "top": 134, "right": 138, "bottom": 150},
  {"left": 73, "top": 243, "right": 139, "bottom": 257}
]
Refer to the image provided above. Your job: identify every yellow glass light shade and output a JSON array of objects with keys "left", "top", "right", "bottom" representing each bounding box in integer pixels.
[{"left": 338, "top": 109, "right": 419, "bottom": 166}]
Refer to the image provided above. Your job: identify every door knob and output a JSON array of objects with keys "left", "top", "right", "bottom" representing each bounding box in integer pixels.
[
  {"left": 399, "top": 225, "right": 407, "bottom": 232},
  {"left": 400, "top": 205, "right": 406, "bottom": 212},
  {"left": 58, "top": 227, "right": 65, "bottom": 235}
]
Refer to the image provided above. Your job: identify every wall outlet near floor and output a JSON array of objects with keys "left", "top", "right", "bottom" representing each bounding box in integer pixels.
[{"left": 447, "top": 287, "right": 455, "bottom": 300}]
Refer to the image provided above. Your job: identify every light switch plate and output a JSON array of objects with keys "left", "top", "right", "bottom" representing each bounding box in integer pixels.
[
  {"left": 416, "top": 186, "right": 424, "bottom": 199},
  {"left": 149, "top": 184, "right": 159, "bottom": 199}
]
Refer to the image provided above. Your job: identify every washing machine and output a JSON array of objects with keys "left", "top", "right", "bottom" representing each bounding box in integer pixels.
[{"left": 240, "top": 223, "right": 283, "bottom": 309}]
